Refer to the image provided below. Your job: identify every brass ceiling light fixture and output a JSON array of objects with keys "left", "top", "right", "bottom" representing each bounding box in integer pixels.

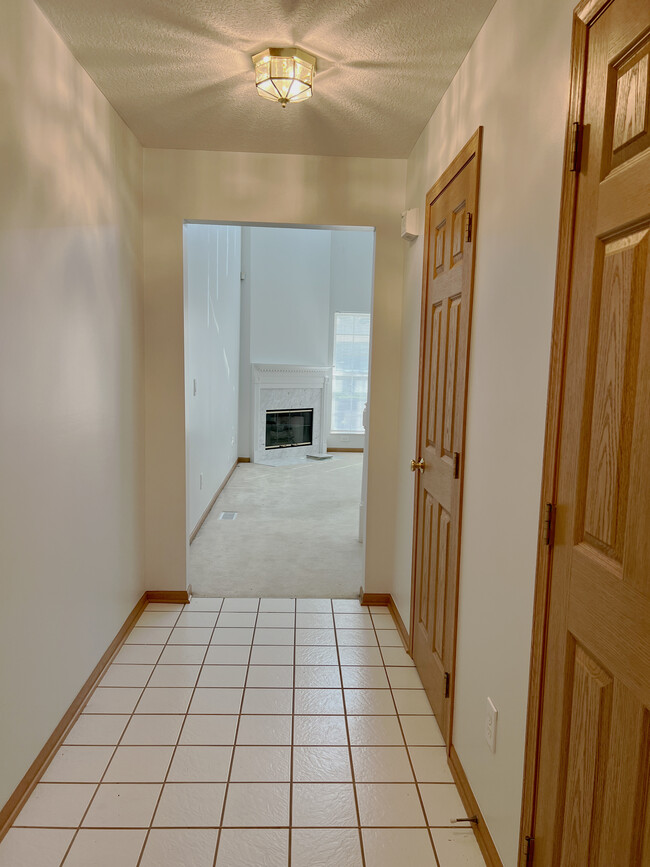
[{"left": 251, "top": 47, "right": 316, "bottom": 107}]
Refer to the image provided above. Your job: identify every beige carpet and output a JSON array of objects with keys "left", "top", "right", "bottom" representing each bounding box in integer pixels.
[{"left": 189, "top": 454, "right": 364, "bottom": 598}]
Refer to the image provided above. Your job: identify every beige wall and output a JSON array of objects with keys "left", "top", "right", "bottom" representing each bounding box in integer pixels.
[
  {"left": 142, "top": 149, "right": 406, "bottom": 593},
  {"left": 394, "top": 0, "right": 576, "bottom": 861},
  {"left": 0, "top": 0, "right": 144, "bottom": 807}
]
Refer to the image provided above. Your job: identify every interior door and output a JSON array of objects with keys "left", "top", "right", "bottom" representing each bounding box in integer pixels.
[
  {"left": 411, "top": 130, "right": 482, "bottom": 744},
  {"left": 531, "top": 0, "right": 650, "bottom": 863}
]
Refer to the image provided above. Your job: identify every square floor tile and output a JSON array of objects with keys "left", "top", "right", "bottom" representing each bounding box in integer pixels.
[
  {"left": 334, "top": 613, "right": 373, "bottom": 629},
  {"left": 295, "top": 665, "right": 341, "bottom": 688},
  {"left": 126, "top": 627, "right": 172, "bottom": 645},
  {"left": 186, "top": 597, "right": 223, "bottom": 611},
  {"left": 15, "top": 784, "right": 96, "bottom": 827},
  {"left": 336, "top": 629, "right": 377, "bottom": 647},
  {"left": 296, "top": 613, "right": 334, "bottom": 629},
  {"left": 121, "top": 715, "right": 184, "bottom": 746},
  {"left": 231, "top": 746, "right": 291, "bottom": 782},
  {"left": 100, "top": 664, "right": 153, "bottom": 688},
  {"left": 113, "top": 645, "right": 163, "bottom": 665},
  {"left": 347, "top": 716, "right": 404, "bottom": 746},
  {"left": 249, "top": 645, "right": 294, "bottom": 665},
  {"left": 64, "top": 715, "right": 129, "bottom": 746},
  {"left": 409, "top": 747, "right": 454, "bottom": 783},
  {"left": 146, "top": 603, "right": 183, "bottom": 611},
  {"left": 386, "top": 667, "right": 423, "bottom": 689},
  {"left": 253, "top": 628, "right": 294, "bottom": 645},
  {"left": 295, "top": 645, "right": 338, "bottom": 666},
  {"left": 371, "top": 614, "right": 396, "bottom": 630},
  {"left": 137, "top": 611, "right": 179, "bottom": 627},
  {"left": 205, "top": 645, "right": 252, "bottom": 665},
  {"left": 293, "top": 715, "right": 348, "bottom": 746},
  {"left": 380, "top": 646, "right": 415, "bottom": 667},
  {"left": 293, "top": 746, "right": 351, "bottom": 782},
  {"left": 104, "top": 746, "right": 173, "bottom": 782},
  {"left": 259, "top": 598, "right": 295, "bottom": 612},
  {"left": 84, "top": 688, "right": 142, "bottom": 714},
  {"left": 236, "top": 715, "right": 292, "bottom": 746},
  {"left": 400, "top": 716, "right": 445, "bottom": 746},
  {"left": 338, "top": 646, "right": 384, "bottom": 666},
  {"left": 198, "top": 666, "right": 247, "bottom": 688},
  {"left": 217, "top": 612, "right": 257, "bottom": 628},
  {"left": 167, "top": 746, "right": 232, "bottom": 782},
  {"left": 149, "top": 664, "right": 200, "bottom": 687},
  {"left": 296, "top": 599, "right": 331, "bottom": 612},
  {"left": 332, "top": 600, "right": 363, "bottom": 612},
  {"left": 152, "top": 783, "right": 226, "bottom": 827},
  {"left": 256, "top": 612, "right": 295, "bottom": 628},
  {"left": 341, "top": 667, "right": 389, "bottom": 689},
  {"left": 419, "top": 783, "right": 465, "bottom": 825},
  {"left": 220, "top": 598, "right": 259, "bottom": 612},
  {"left": 376, "top": 630, "right": 403, "bottom": 648},
  {"left": 135, "top": 687, "right": 193, "bottom": 714},
  {"left": 41, "top": 746, "right": 113, "bottom": 783},
  {"left": 394, "top": 690, "right": 434, "bottom": 715},
  {"left": 356, "top": 784, "right": 425, "bottom": 826},
  {"left": 296, "top": 628, "right": 336, "bottom": 646},
  {"left": 216, "top": 828, "right": 288, "bottom": 866},
  {"left": 222, "top": 783, "right": 290, "bottom": 827},
  {"left": 291, "top": 828, "right": 363, "bottom": 867},
  {"left": 158, "top": 645, "right": 207, "bottom": 665},
  {"left": 246, "top": 665, "right": 293, "bottom": 688},
  {"left": 189, "top": 688, "right": 243, "bottom": 714},
  {"left": 0, "top": 828, "right": 74, "bottom": 867},
  {"left": 153, "top": 783, "right": 226, "bottom": 828},
  {"left": 242, "top": 688, "right": 292, "bottom": 714},
  {"left": 140, "top": 829, "right": 218, "bottom": 867},
  {"left": 351, "top": 746, "right": 413, "bottom": 782},
  {"left": 343, "top": 690, "right": 396, "bottom": 716},
  {"left": 294, "top": 689, "right": 344, "bottom": 715},
  {"left": 292, "top": 783, "right": 357, "bottom": 826},
  {"left": 82, "top": 784, "right": 161, "bottom": 827},
  {"left": 168, "top": 627, "right": 213, "bottom": 645},
  {"left": 368, "top": 606, "right": 389, "bottom": 614},
  {"left": 175, "top": 611, "right": 218, "bottom": 628},
  {"left": 362, "top": 828, "right": 436, "bottom": 866},
  {"left": 210, "top": 628, "right": 254, "bottom": 645},
  {"left": 430, "top": 828, "right": 486, "bottom": 865},
  {"left": 63, "top": 829, "right": 146, "bottom": 867},
  {"left": 180, "top": 715, "right": 239, "bottom": 745}
]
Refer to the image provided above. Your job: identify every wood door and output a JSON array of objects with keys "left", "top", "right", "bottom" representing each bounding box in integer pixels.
[
  {"left": 411, "top": 130, "right": 482, "bottom": 744},
  {"left": 529, "top": 0, "right": 650, "bottom": 863}
]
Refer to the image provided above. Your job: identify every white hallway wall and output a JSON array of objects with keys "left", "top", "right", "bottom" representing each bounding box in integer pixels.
[
  {"left": 392, "top": 0, "right": 576, "bottom": 862},
  {"left": 184, "top": 223, "right": 241, "bottom": 536},
  {"left": 0, "top": 0, "right": 144, "bottom": 809}
]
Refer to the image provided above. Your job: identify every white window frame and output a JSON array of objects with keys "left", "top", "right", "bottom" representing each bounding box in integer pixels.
[{"left": 330, "top": 311, "right": 370, "bottom": 434}]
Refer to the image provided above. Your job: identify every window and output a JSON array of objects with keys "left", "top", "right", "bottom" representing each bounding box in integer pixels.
[{"left": 331, "top": 312, "right": 370, "bottom": 433}]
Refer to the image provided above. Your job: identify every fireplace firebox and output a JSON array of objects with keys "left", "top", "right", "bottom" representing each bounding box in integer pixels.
[{"left": 265, "top": 409, "right": 314, "bottom": 449}]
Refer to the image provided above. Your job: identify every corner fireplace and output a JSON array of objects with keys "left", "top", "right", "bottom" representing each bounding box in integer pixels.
[{"left": 265, "top": 409, "right": 313, "bottom": 449}]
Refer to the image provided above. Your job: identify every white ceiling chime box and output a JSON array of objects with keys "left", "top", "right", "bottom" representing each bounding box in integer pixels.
[{"left": 401, "top": 208, "right": 419, "bottom": 241}]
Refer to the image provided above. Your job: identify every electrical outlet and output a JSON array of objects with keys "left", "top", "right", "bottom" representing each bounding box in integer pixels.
[
  {"left": 485, "top": 697, "right": 498, "bottom": 753},
  {"left": 199, "top": 473, "right": 203, "bottom": 490}
]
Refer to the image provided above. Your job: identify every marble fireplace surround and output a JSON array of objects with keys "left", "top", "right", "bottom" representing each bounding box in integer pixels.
[{"left": 252, "top": 364, "right": 331, "bottom": 465}]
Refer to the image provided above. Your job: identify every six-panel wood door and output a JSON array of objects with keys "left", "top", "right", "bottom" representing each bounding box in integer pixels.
[
  {"left": 411, "top": 131, "right": 482, "bottom": 745},
  {"left": 532, "top": 0, "right": 650, "bottom": 862}
]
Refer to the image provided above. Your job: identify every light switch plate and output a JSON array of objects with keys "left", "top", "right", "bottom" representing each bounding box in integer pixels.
[{"left": 485, "top": 697, "right": 498, "bottom": 753}]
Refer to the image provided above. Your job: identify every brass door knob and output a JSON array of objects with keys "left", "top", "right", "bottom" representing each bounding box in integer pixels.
[{"left": 411, "top": 458, "right": 425, "bottom": 472}]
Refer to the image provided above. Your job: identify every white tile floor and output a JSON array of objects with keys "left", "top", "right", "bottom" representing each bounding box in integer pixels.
[{"left": 0, "top": 598, "right": 486, "bottom": 867}]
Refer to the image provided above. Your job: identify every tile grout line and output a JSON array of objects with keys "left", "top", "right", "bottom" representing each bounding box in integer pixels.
[
  {"left": 134, "top": 598, "right": 225, "bottom": 867},
  {"left": 57, "top": 604, "right": 187, "bottom": 867},
  {"left": 331, "top": 599, "right": 367, "bottom": 867},
  {"left": 212, "top": 598, "right": 261, "bottom": 867}
]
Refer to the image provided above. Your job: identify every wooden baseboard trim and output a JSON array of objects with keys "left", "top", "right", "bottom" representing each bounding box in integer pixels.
[
  {"left": 238, "top": 457, "right": 251, "bottom": 463},
  {"left": 327, "top": 447, "right": 364, "bottom": 453},
  {"left": 448, "top": 744, "right": 503, "bottom": 867},
  {"left": 189, "top": 459, "right": 238, "bottom": 544},
  {"left": 361, "top": 593, "right": 391, "bottom": 605},
  {"left": 361, "top": 593, "right": 410, "bottom": 650},
  {"left": 146, "top": 590, "right": 191, "bottom": 604},
  {"left": 0, "top": 591, "right": 149, "bottom": 842}
]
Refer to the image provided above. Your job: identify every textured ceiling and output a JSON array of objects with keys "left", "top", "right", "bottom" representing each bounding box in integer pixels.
[{"left": 35, "top": 0, "right": 496, "bottom": 158}]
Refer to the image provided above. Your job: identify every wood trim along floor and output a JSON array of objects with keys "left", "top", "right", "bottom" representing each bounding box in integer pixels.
[
  {"left": 449, "top": 744, "right": 504, "bottom": 867},
  {"left": 361, "top": 593, "right": 410, "bottom": 650},
  {"left": 189, "top": 458, "right": 239, "bottom": 544},
  {"left": 146, "top": 589, "right": 191, "bottom": 604},
  {"left": 237, "top": 457, "right": 251, "bottom": 463},
  {"left": 326, "top": 447, "right": 364, "bottom": 453},
  {"left": 0, "top": 590, "right": 152, "bottom": 842}
]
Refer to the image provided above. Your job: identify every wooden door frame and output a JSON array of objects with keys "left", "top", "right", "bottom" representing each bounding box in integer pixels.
[
  {"left": 517, "top": 1, "right": 615, "bottom": 864},
  {"left": 408, "top": 127, "right": 483, "bottom": 755}
]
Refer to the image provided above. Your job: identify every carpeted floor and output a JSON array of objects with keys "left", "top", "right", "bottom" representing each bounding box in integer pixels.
[{"left": 189, "top": 454, "right": 364, "bottom": 598}]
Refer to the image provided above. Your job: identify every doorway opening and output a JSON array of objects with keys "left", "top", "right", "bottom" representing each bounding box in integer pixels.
[{"left": 183, "top": 221, "right": 376, "bottom": 599}]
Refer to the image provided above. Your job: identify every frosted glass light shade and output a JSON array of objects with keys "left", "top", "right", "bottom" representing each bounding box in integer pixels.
[{"left": 252, "top": 48, "right": 316, "bottom": 107}]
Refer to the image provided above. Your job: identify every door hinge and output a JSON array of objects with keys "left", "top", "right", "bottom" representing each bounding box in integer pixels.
[
  {"left": 444, "top": 672, "right": 451, "bottom": 698},
  {"left": 570, "top": 121, "right": 582, "bottom": 173},
  {"left": 464, "top": 211, "right": 473, "bottom": 242},
  {"left": 542, "top": 503, "right": 555, "bottom": 547},
  {"left": 524, "top": 835, "right": 535, "bottom": 866},
  {"left": 453, "top": 452, "right": 460, "bottom": 479}
]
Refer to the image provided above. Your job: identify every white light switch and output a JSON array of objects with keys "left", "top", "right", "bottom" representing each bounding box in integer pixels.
[{"left": 485, "top": 697, "right": 498, "bottom": 753}]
